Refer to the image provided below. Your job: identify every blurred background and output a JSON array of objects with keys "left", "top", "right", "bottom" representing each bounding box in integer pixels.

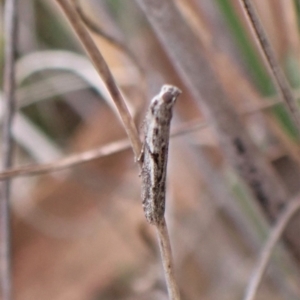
[{"left": 1, "top": 0, "right": 300, "bottom": 299}]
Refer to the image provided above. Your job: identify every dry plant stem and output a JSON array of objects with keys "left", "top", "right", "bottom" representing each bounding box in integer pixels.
[
  {"left": 0, "top": 119, "right": 207, "bottom": 181},
  {"left": 0, "top": 99, "right": 284, "bottom": 181},
  {"left": 54, "top": 3, "right": 179, "bottom": 296},
  {"left": 55, "top": 0, "right": 142, "bottom": 158},
  {"left": 238, "top": 0, "right": 300, "bottom": 135},
  {"left": 72, "top": 0, "right": 145, "bottom": 76},
  {"left": 156, "top": 219, "right": 181, "bottom": 300},
  {"left": 1, "top": 0, "right": 18, "bottom": 299},
  {"left": 244, "top": 197, "right": 300, "bottom": 300},
  {"left": 0, "top": 138, "right": 130, "bottom": 179}
]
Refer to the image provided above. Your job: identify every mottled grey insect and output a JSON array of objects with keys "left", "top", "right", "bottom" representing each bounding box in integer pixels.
[{"left": 141, "top": 85, "right": 181, "bottom": 225}]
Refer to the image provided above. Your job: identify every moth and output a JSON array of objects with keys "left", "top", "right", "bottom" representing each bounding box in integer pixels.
[{"left": 141, "top": 85, "right": 181, "bottom": 225}]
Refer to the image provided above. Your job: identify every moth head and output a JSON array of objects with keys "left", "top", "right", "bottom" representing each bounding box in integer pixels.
[
  {"left": 151, "top": 84, "right": 181, "bottom": 112},
  {"left": 160, "top": 85, "right": 181, "bottom": 106}
]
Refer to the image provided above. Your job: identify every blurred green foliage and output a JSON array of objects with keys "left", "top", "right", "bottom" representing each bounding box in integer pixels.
[{"left": 35, "top": 0, "right": 79, "bottom": 51}]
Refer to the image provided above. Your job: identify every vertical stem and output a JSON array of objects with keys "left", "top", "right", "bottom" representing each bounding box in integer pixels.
[
  {"left": 55, "top": 3, "right": 180, "bottom": 299},
  {"left": 156, "top": 219, "right": 181, "bottom": 300},
  {"left": 1, "top": 0, "right": 18, "bottom": 299},
  {"left": 238, "top": 0, "right": 300, "bottom": 135}
]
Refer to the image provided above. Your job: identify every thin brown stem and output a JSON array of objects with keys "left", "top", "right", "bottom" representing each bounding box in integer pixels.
[
  {"left": 0, "top": 97, "right": 284, "bottom": 181},
  {"left": 244, "top": 197, "right": 300, "bottom": 300},
  {"left": 156, "top": 219, "right": 181, "bottom": 300},
  {"left": 0, "top": 119, "right": 205, "bottom": 180},
  {"left": 0, "top": 138, "right": 130, "bottom": 180},
  {"left": 1, "top": 0, "right": 18, "bottom": 299},
  {"left": 72, "top": 0, "right": 145, "bottom": 77},
  {"left": 238, "top": 0, "right": 300, "bottom": 135},
  {"left": 55, "top": 2, "right": 180, "bottom": 298},
  {"left": 55, "top": 0, "right": 142, "bottom": 158}
]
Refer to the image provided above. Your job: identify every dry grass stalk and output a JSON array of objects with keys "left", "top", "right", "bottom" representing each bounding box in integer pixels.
[
  {"left": 1, "top": 0, "right": 18, "bottom": 299},
  {"left": 72, "top": 0, "right": 145, "bottom": 77},
  {"left": 55, "top": 1, "right": 181, "bottom": 299},
  {"left": 238, "top": 0, "right": 300, "bottom": 135},
  {"left": 156, "top": 220, "right": 181, "bottom": 300},
  {"left": 0, "top": 98, "right": 286, "bottom": 182},
  {"left": 244, "top": 196, "right": 300, "bottom": 300},
  {"left": 0, "top": 120, "right": 205, "bottom": 180}
]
